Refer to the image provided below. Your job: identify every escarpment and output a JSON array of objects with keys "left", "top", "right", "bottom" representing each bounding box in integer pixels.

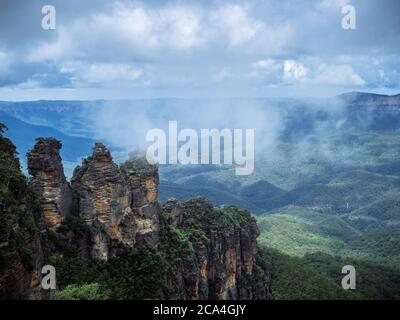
[
  {"left": 28, "top": 138, "right": 72, "bottom": 230},
  {"left": 0, "top": 129, "right": 45, "bottom": 300},
  {"left": 71, "top": 143, "right": 135, "bottom": 260},
  {"left": 1, "top": 132, "right": 270, "bottom": 300},
  {"left": 160, "top": 198, "right": 270, "bottom": 299},
  {"left": 69, "top": 144, "right": 160, "bottom": 260},
  {"left": 120, "top": 152, "right": 160, "bottom": 246}
]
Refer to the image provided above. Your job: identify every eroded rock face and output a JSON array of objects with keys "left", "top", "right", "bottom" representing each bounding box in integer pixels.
[
  {"left": 0, "top": 132, "right": 45, "bottom": 300},
  {"left": 121, "top": 152, "right": 160, "bottom": 245},
  {"left": 71, "top": 145, "right": 160, "bottom": 260},
  {"left": 27, "top": 141, "right": 161, "bottom": 261},
  {"left": 185, "top": 200, "right": 260, "bottom": 300},
  {"left": 4, "top": 133, "right": 270, "bottom": 300},
  {"left": 0, "top": 237, "right": 44, "bottom": 300},
  {"left": 161, "top": 198, "right": 270, "bottom": 300},
  {"left": 71, "top": 143, "right": 136, "bottom": 260},
  {"left": 28, "top": 138, "right": 72, "bottom": 230},
  {"left": 162, "top": 198, "right": 184, "bottom": 225}
]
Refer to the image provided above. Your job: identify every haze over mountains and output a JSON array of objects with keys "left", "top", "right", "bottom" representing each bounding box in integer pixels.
[
  {"left": 1, "top": 91, "right": 400, "bottom": 299},
  {"left": 339, "top": 92, "right": 400, "bottom": 108},
  {"left": 1, "top": 0, "right": 400, "bottom": 301},
  {"left": 1, "top": 92, "right": 400, "bottom": 268}
]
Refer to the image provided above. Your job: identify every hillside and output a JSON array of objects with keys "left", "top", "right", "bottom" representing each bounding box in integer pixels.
[
  {"left": 263, "top": 248, "right": 400, "bottom": 300},
  {"left": 0, "top": 128, "right": 271, "bottom": 300},
  {"left": 256, "top": 206, "right": 400, "bottom": 268},
  {"left": 1, "top": 94, "right": 400, "bottom": 299}
]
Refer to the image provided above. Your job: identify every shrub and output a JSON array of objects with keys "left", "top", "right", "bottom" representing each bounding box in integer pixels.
[
  {"left": 18, "top": 247, "right": 35, "bottom": 271},
  {"left": 55, "top": 283, "right": 109, "bottom": 300}
]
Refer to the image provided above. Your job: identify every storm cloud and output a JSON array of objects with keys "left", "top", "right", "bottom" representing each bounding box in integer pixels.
[{"left": 0, "top": 0, "right": 399, "bottom": 99}]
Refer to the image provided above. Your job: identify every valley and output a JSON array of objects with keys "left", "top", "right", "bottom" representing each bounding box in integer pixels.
[{"left": 1, "top": 92, "right": 400, "bottom": 299}]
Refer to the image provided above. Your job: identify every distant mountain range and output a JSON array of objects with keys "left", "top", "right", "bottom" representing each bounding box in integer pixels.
[
  {"left": 339, "top": 92, "right": 400, "bottom": 107},
  {"left": 0, "top": 112, "right": 95, "bottom": 176},
  {"left": 1, "top": 92, "right": 400, "bottom": 299}
]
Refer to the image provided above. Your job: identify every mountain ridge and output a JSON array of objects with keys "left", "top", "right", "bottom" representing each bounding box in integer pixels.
[{"left": 0, "top": 127, "right": 271, "bottom": 300}]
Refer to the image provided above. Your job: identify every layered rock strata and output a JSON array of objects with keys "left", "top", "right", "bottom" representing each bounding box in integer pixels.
[{"left": 27, "top": 138, "right": 72, "bottom": 230}]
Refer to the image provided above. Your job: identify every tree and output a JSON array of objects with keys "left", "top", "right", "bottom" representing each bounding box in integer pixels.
[
  {"left": 55, "top": 283, "right": 109, "bottom": 300},
  {"left": 0, "top": 123, "right": 7, "bottom": 134}
]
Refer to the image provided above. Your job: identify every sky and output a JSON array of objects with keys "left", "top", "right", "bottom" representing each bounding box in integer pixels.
[{"left": 0, "top": 0, "right": 399, "bottom": 100}]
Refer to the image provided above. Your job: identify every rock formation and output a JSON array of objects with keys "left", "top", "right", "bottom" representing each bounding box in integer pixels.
[
  {"left": 161, "top": 198, "right": 270, "bottom": 300},
  {"left": 162, "top": 198, "right": 184, "bottom": 225},
  {"left": 0, "top": 130, "right": 45, "bottom": 300},
  {"left": 71, "top": 145, "right": 160, "bottom": 260},
  {"left": 120, "top": 151, "right": 160, "bottom": 246},
  {"left": 28, "top": 138, "right": 72, "bottom": 230},
  {"left": 71, "top": 143, "right": 135, "bottom": 260},
  {"left": 2, "top": 133, "right": 270, "bottom": 300}
]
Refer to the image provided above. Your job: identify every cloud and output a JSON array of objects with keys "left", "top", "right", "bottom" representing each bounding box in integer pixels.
[
  {"left": 28, "top": 4, "right": 204, "bottom": 65},
  {"left": 0, "top": 0, "right": 399, "bottom": 97},
  {"left": 283, "top": 60, "right": 308, "bottom": 82},
  {"left": 89, "top": 98, "right": 284, "bottom": 154},
  {"left": 320, "top": 0, "right": 350, "bottom": 10},
  {"left": 212, "top": 69, "right": 232, "bottom": 82},
  {"left": 28, "top": 27, "right": 74, "bottom": 63},
  {"left": 89, "top": 4, "right": 204, "bottom": 51},
  {"left": 0, "top": 50, "right": 10, "bottom": 73},
  {"left": 211, "top": 5, "right": 263, "bottom": 47},
  {"left": 285, "top": 59, "right": 366, "bottom": 87},
  {"left": 23, "top": 1, "right": 294, "bottom": 90},
  {"left": 28, "top": 2, "right": 288, "bottom": 64},
  {"left": 249, "top": 59, "right": 281, "bottom": 78},
  {"left": 313, "top": 64, "right": 365, "bottom": 86},
  {"left": 60, "top": 62, "right": 144, "bottom": 86}
]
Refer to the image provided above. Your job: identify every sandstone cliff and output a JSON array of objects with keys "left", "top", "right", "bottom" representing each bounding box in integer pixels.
[
  {"left": 1, "top": 131, "right": 270, "bottom": 300},
  {"left": 71, "top": 144, "right": 160, "bottom": 260},
  {"left": 0, "top": 128, "right": 44, "bottom": 299},
  {"left": 71, "top": 143, "right": 135, "bottom": 260},
  {"left": 120, "top": 152, "right": 160, "bottom": 246},
  {"left": 28, "top": 138, "right": 72, "bottom": 230},
  {"left": 160, "top": 198, "right": 270, "bottom": 300}
]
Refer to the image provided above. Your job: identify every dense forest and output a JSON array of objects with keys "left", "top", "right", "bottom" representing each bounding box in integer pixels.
[{"left": 2, "top": 123, "right": 399, "bottom": 300}]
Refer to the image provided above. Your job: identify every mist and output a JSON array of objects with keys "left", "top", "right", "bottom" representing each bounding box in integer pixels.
[
  {"left": 80, "top": 95, "right": 374, "bottom": 184},
  {"left": 86, "top": 98, "right": 285, "bottom": 157}
]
